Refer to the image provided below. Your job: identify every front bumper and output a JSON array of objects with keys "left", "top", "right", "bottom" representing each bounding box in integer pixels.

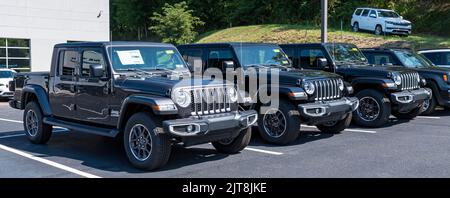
[
  {"left": 162, "top": 110, "right": 257, "bottom": 146},
  {"left": 385, "top": 26, "right": 411, "bottom": 34},
  {"left": 298, "top": 97, "right": 359, "bottom": 125},
  {"left": 390, "top": 88, "right": 432, "bottom": 111},
  {"left": 0, "top": 90, "right": 14, "bottom": 98}
]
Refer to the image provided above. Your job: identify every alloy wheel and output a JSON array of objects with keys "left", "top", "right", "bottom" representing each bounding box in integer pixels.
[
  {"left": 129, "top": 124, "right": 153, "bottom": 162},
  {"left": 263, "top": 109, "right": 287, "bottom": 138},
  {"left": 25, "top": 110, "right": 38, "bottom": 137},
  {"left": 357, "top": 97, "right": 381, "bottom": 122}
]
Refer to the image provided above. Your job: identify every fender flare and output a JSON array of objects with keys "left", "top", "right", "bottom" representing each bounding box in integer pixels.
[
  {"left": 351, "top": 77, "right": 393, "bottom": 92},
  {"left": 117, "top": 95, "right": 177, "bottom": 129},
  {"left": 21, "top": 85, "right": 52, "bottom": 116}
]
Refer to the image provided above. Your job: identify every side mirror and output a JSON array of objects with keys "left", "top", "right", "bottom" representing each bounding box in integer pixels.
[
  {"left": 222, "top": 61, "right": 235, "bottom": 71},
  {"left": 370, "top": 14, "right": 377, "bottom": 18},
  {"left": 317, "top": 58, "right": 329, "bottom": 69},
  {"left": 400, "top": 16, "right": 403, "bottom": 19},
  {"left": 89, "top": 64, "right": 104, "bottom": 78}
]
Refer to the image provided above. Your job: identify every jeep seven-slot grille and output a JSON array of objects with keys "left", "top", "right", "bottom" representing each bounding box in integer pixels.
[
  {"left": 190, "top": 87, "right": 232, "bottom": 116},
  {"left": 400, "top": 72, "right": 420, "bottom": 91},
  {"left": 312, "top": 79, "right": 343, "bottom": 101}
]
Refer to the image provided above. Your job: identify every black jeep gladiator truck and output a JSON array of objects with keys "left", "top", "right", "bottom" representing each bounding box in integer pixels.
[
  {"left": 361, "top": 48, "right": 450, "bottom": 115},
  {"left": 177, "top": 43, "right": 359, "bottom": 145},
  {"left": 9, "top": 42, "right": 258, "bottom": 170},
  {"left": 280, "top": 43, "right": 431, "bottom": 127}
]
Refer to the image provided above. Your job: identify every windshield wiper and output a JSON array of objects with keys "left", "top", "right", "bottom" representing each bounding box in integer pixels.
[
  {"left": 245, "top": 64, "right": 270, "bottom": 68},
  {"left": 117, "top": 68, "right": 153, "bottom": 75},
  {"left": 263, "top": 64, "right": 290, "bottom": 68}
]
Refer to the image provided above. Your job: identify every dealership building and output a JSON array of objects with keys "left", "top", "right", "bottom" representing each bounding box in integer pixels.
[{"left": 0, "top": 0, "right": 110, "bottom": 72}]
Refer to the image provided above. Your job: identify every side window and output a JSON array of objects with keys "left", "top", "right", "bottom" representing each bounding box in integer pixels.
[
  {"left": 445, "top": 53, "right": 450, "bottom": 65},
  {"left": 59, "top": 50, "right": 79, "bottom": 80},
  {"left": 182, "top": 49, "right": 203, "bottom": 70},
  {"left": 81, "top": 50, "right": 106, "bottom": 79},
  {"left": 282, "top": 47, "right": 298, "bottom": 67},
  {"left": 374, "top": 54, "right": 395, "bottom": 65},
  {"left": 361, "top": 9, "right": 370, "bottom": 17},
  {"left": 299, "top": 49, "right": 325, "bottom": 68},
  {"left": 423, "top": 53, "right": 444, "bottom": 65},
  {"left": 354, "top": 9, "right": 363, "bottom": 16},
  {"left": 207, "top": 49, "right": 234, "bottom": 69},
  {"left": 369, "top": 10, "right": 377, "bottom": 17}
]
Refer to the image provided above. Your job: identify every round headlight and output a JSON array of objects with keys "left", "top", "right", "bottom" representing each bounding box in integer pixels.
[
  {"left": 172, "top": 89, "right": 191, "bottom": 108},
  {"left": 392, "top": 73, "right": 402, "bottom": 86},
  {"left": 303, "top": 81, "right": 315, "bottom": 95},
  {"left": 227, "top": 88, "right": 238, "bottom": 102},
  {"left": 338, "top": 79, "right": 345, "bottom": 91}
]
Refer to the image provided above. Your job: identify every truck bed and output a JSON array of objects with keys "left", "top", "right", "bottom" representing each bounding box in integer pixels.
[{"left": 11, "top": 72, "right": 50, "bottom": 104}]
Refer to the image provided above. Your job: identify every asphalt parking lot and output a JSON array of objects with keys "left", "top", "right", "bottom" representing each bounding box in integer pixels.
[{"left": 1, "top": 101, "right": 450, "bottom": 178}]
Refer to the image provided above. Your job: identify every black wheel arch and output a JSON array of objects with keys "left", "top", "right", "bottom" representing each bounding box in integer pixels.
[
  {"left": 117, "top": 95, "right": 177, "bottom": 133},
  {"left": 21, "top": 85, "right": 52, "bottom": 116}
]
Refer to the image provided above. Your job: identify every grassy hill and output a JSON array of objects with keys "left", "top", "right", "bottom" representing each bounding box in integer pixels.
[{"left": 196, "top": 24, "right": 450, "bottom": 50}]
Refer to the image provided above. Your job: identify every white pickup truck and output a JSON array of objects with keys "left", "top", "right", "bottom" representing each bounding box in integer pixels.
[{"left": 351, "top": 7, "right": 412, "bottom": 36}]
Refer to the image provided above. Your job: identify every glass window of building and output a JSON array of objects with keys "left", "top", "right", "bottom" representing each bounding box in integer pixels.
[{"left": 0, "top": 38, "right": 31, "bottom": 72}]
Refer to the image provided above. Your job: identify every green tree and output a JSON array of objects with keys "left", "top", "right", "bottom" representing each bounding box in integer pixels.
[{"left": 149, "top": 2, "right": 204, "bottom": 45}]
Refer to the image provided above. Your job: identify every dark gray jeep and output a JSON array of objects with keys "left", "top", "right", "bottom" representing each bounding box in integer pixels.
[{"left": 9, "top": 42, "right": 257, "bottom": 170}]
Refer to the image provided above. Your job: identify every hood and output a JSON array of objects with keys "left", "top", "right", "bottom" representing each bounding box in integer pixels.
[
  {"left": 246, "top": 67, "right": 342, "bottom": 86},
  {"left": 415, "top": 66, "right": 450, "bottom": 75},
  {"left": 385, "top": 17, "right": 411, "bottom": 24},
  {"left": 279, "top": 69, "right": 341, "bottom": 85},
  {"left": 337, "top": 65, "right": 416, "bottom": 78},
  {"left": 115, "top": 75, "right": 230, "bottom": 96}
]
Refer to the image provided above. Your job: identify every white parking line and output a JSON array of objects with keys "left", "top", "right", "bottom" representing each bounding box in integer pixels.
[
  {"left": 0, "top": 144, "right": 101, "bottom": 178},
  {"left": 301, "top": 125, "right": 377, "bottom": 134},
  {"left": 0, "top": 118, "right": 23, "bottom": 124},
  {"left": 417, "top": 116, "right": 441, "bottom": 119},
  {"left": 208, "top": 143, "right": 283, "bottom": 155},
  {"left": 0, "top": 133, "right": 26, "bottom": 139},
  {"left": 244, "top": 147, "right": 283, "bottom": 155},
  {"left": 0, "top": 129, "right": 68, "bottom": 139}
]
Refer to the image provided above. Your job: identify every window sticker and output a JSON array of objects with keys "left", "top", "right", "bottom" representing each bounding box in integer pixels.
[
  {"left": 351, "top": 48, "right": 359, "bottom": 52},
  {"left": 176, "top": 64, "right": 184, "bottom": 68},
  {"left": 166, "top": 50, "right": 175, "bottom": 55},
  {"left": 117, "top": 50, "right": 144, "bottom": 65},
  {"left": 273, "top": 49, "right": 281, "bottom": 53},
  {"left": 282, "top": 60, "right": 289, "bottom": 64}
]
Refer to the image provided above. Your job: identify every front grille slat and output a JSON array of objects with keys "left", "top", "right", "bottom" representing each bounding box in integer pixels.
[
  {"left": 311, "top": 79, "right": 343, "bottom": 101},
  {"left": 190, "top": 86, "right": 232, "bottom": 116},
  {"left": 399, "top": 72, "right": 420, "bottom": 91}
]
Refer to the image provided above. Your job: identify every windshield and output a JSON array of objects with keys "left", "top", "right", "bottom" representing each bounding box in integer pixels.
[
  {"left": 0, "top": 71, "right": 14, "bottom": 78},
  {"left": 108, "top": 46, "right": 186, "bottom": 72},
  {"left": 394, "top": 50, "right": 433, "bottom": 68},
  {"left": 234, "top": 45, "right": 291, "bottom": 68},
  {"left": 325, "top": 44, "right": 367, "bottom": 64},
  {"left": 377, "top": 10, "right": 400, "bottom": 18}
]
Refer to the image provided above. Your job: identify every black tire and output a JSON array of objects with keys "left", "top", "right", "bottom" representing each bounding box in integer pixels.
[
  {"left": 316, "top": 113, "right": 352, "bottom": 134},
  {"left": 420, "top": 94, "right": 437, "bottom": 116},
  {"left": 212, "top": 128, "right": 251, "bottom": 154},
  {"left": 257, "top": 100, "right": 300, "bottom": 145},
  {"left": 23, "top": 101, "right": 53, "bottom": 144},
  {"left": 393, "top": 104, "right": 423, "bottom": 120},
  {"left": 375, "top": 25, "right": 383, "bottom": 35},
  {"left": 353, "top": 22, "right": 359, "bottom": 32},
  {"left": 123, "top": 112, "right": 171, "bottom": 170},
  {"left": 353, "top": 89, "right": 391, "bottom": 128}
]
